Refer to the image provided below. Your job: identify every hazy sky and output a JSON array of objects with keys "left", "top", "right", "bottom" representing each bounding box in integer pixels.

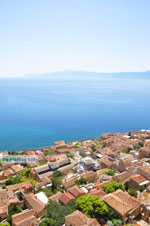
[{"left": 0, "top": 0, "right": 150, "bottom": 77}]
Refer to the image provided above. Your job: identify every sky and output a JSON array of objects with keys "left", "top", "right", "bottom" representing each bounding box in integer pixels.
[{"left": 0, "top": 0, "right": 150, "bottom": 77}]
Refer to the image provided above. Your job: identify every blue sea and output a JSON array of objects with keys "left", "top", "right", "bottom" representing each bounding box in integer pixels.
[{"left": 0, "top": 72, "right": 150, "bottom": 152}]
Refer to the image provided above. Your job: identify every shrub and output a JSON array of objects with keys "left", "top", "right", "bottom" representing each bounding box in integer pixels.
[
  {"left": 76, "top": 177, "right": 88, "bottom": 185},
  {"left": 139, "top": 186, "right": 145, "bottom": 192},
  {"left": 44, "top": 149, "right": 56, "bottom": 155},
  {"left": 53, "top": 170, "right": 62, "bottom": 178},
  {"left": 39, "top": 218, "right": 58, "bottom": 226},
  {"left": 128, "top": 188, "right": 137, "bottom": 197},
  {"left": 66, "top": 153, "right": 75, "bottom": 158},
  {"left": 2, "top": 184, "right": 6, "bottom": 189},
  {"left": 7, "top": 204, "right": 22, "bottom": 224},
  {"left": 105, "top": 170, "right": 115, "bottom": 176},
  {"left": 0, "top": 222, "right": 11, "bottom": 226},
  {"left": 122, "top": 149, "right": 130, "bottom": 154}
]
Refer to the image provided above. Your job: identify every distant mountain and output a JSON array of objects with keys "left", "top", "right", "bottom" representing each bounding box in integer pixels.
[{"left": 26, "top": 70, "right": 150, "bottom": 79}]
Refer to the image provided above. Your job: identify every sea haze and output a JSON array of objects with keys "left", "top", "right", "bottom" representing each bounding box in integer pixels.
[{"left": 0, "top": 71, "right": 150, "bottom": 152}]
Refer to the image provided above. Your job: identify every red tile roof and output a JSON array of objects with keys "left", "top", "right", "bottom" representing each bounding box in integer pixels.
[
  {"left": 131, "top": 174, "right": 147, "bottom": 184},
  {"left": 59, "top": 192, "right": 75, "bottom": 205}
]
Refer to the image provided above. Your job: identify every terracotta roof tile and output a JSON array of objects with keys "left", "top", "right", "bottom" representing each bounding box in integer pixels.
[{"left": 59, "top": 192, "right": 75, "bottom": 205}]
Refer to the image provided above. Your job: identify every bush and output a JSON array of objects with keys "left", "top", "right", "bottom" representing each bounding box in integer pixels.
[
  {"left": 138, "top": 141, "right": 144, "bottom": 147},
  {"left": 53, "top": 170, "right": 62, "bottom": 178},
  {"left": 122, "top": 149, "right": 130, "bottom": 154},
  {"left": 66, "top": 153, "right": 75, "bottom": 158},
  {"left": 2, "top": 184, "right": 6, "bottom": 189},
  {"left": 108, "top": 219, "right": 122, "bottom": 226},
  {"left": 134, "top": 142, "right": 143, "bottom": 149},
  {"left": 128, "top": 188, "right": 137, "bottom": 197},
  {"left": 128, "top": 132, "right": 131, "bottom": 136},
  {"left": 5, "top": 175, "right": 22, "bottom": 186},
  {"left": 39, "top": 218, "right": 58, "bottom": 226},
  {"left": 139, "top": 186, "right": 145, "bottom": 192},
  {"left": 105, "top": 170, "right": 115, "bottom": 176},
  {"left": 44, "top": 149, "right": 56, "bottom": 155},
  {"left": 76, "top": 177, "right": 88, "bottom": 185},
  {"left": 7, "top": 204, "right": 22, "bottom": 224},
  {"left": 81, "top": 153, "right": 86, "bottom": 158},
  {"left": 0, "top": 222, "right": 10, "bottom": 226}
]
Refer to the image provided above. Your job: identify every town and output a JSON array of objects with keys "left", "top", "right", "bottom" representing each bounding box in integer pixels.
[{"left": 1, "top": 130, "right": 150, "bottom": 226}]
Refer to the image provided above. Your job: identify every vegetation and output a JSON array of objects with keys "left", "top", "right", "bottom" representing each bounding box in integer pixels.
[
  {"left": 105, "top": 170, "right": 115, "bottom": 176},
  {"left": 80, "top": 153, "right": 86, "bottom": 158},
  {"left": 122, "top": 149, "right": 130, "bottom": 154},
  {"left": 36, "top": 171, "right": 63, "bottom": 196},
  {"left": 5, "top": 175, "right": 22, "bottom": 186},
  {"left": 7, "top": 204, "right": 22, "bottom": 224},
  {"left": 128, "top": 132, "right": 131, "bottom": 136},
  {"left": 45, "top": 200, "right": 76, "bottom": 225},
  {"left": 139, "top": 185, "right": 145, "bottom": 192},
  {"left": 2, "top": 184, "right": 6, "bottom": 189},
  {"left": 90, "top": 145, "right": 97, "bottom": 152},
  {"left": 8, "top": 151, "right": 18, "bottom": 155},
  {"left": 0, "top": 223, "right": 10, "bottom": 226},
  {"left": 108, "top": 219, "right": 122, "bottom": 226},
  {"left": 35, "top": 186, "right": 53, "bottom": 197},
  {"left": 39, "top": 218, "right": 58, "bottom": 226},
  {"left": 2, "top": 168, "right": 38, "bottom": 188},
  {"left": 75, "top": 142, "right": 82, "bottom": 148},
  {"left": 103, "top": 181, "right": 125, "bottom": 194},
  {"left": 51, "top": 170, "right": 62, "bottom": 192},
  {"left": 128, "top": 188, "right": 137, "bottom": 197},
  {"left": 66, "top": 153, "right": 75, "bottom": 158},
  {"left": 134, "top": 141, "right": 144, "bottom": 149},
  {"left": 39, "top": 161, "right": 48, "bottom": 166},
  {"left": 44, "top": 149, "right": 56, "bottom": 155},
  {"left": 53, "top": 170, "right": 62, "bottom": 177},
  {"left": 76, "top": 194, "right": 109, "bottom": 222},
  {"left": 91, "top": 145, "right": 104, "bottom": 152},
  {"left": 18, "top": 168, "right": 37, "bottom": 184},
  {"left": 76, "top": 177, "right": 88, "bottom": 185}
]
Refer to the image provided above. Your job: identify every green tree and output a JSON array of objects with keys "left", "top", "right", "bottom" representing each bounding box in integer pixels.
[
  {"left": 76, "top": 194, "right": 109, "bottom": 221},
  {"left": 45, "top": 200, "right": 75, "bottom": 225},
  {"left": 105, "top": 170, "right": 115, "bottom": 176},
  {"left": 103, "top": 181, "right": 125, "bottom": 194},
  {"left": 39, "top": 218, "right": 58, "bottom": 226},
  {"left": 51, "top": 177, "right": 62, "bottom": 191},
  {"left": 24, "top": 168, "right": 31, "bottom": 177},
  {"left": 5, "top": 175, "right": 22, "bottom": 186},
  {"left": 128, "top": 188, "right": 137, "bottom": 197},
  {"left": 53, "top": 170, "right": 62, "bottom": 178},
  {"left": 7, "top": 204, "right": 22, "bottom": 224}
]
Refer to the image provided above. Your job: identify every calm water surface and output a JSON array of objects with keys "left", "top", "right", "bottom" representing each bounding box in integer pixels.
[{"left": 0, "top": 75, "right": 150, "bottom": 151}]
